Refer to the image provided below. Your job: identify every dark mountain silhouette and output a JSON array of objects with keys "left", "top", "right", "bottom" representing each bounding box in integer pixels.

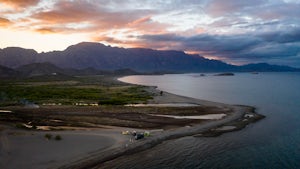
[
  {"left": 64, "top": 67, "right": 109, "bottom": 76},
  {"left": 16, "top": 62, "right": 65, "bottom": 77},
  {"left": 0, "top": 65, "right": 19, "bottom": 78},
  {"left": 16, "top": 62, "right": 110, "bottom": 77},
  {"left": 37, "top": 42, "right": 235, "bottom": 72},
  {"left": 0, "top": 47, "right": 38, "bottom": 68},
  {"left": 0, "top": 42, "right": 299, "bottom": 73},
  {"left": 113, "top": 68, "right": 140, "bottom": 75}
]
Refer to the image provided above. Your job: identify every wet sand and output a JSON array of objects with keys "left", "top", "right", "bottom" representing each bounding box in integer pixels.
[{"left": 0, "top": 127, "right": 129, "bottom": 169}]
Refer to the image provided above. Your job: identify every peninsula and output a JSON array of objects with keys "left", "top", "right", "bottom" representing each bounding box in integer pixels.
[{"left": 0, "top": 75, "right": 264, "bottom": 169}]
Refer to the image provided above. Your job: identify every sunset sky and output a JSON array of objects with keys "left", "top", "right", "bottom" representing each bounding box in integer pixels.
[{"left": 0, "top": 0, "right": 300, "bottom": 67}]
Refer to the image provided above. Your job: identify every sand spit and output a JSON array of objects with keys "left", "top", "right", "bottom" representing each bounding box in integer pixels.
[
  {"left": 125, "top": 103, "right": 200, "bottom": 107},
  {"left": 0, "top": 86, "right": 265, "bottom": 169},
  {"left": 56, "top": 88, "right": 265, "bottom": 169},
  {"left": 149, "top": 113, "right": 227, "bottom": 120}
]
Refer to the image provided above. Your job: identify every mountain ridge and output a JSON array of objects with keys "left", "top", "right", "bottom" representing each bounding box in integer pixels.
[{"left": 0, "top": 42, "right": 299, "bottom": 73}]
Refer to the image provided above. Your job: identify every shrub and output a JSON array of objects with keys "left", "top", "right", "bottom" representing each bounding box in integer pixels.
[
  {"left": 55, "top": 135, "right": 62, "bottom": 141},
  {"left": 44, "top": 133, "right": 52, "bottom": 140},
  {"left": 31, "top": 125, "right": 37, "bottom": 130}
]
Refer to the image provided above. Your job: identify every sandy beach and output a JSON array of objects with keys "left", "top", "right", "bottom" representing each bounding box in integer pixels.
[
  {"left": 0, "top": 87, "right": 264, "bottom": 169},
  {"left": 0, "top": 127, "right": 128, "bottom": 169}
]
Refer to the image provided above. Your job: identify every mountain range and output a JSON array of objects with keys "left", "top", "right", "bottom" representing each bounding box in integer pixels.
[{"left": 0, "top": 42, "right": 299, "bottom": 77}]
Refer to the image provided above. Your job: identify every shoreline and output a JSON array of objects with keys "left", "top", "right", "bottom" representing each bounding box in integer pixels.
[
  {"left": 0, "top": 76, "right": 265, "bottom": 169},
  {"left": 56, "top": 86, "right": 265, "bottom": 169}
]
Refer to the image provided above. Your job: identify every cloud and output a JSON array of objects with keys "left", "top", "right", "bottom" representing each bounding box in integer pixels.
[
  {"left": 252, "top": 3, "right": 300, "bottom": 20},
  {"left": 140, "top": 33, "right": 184, "bottom": 42},
  {"left": 202, "top": 0, "right": 300, "bottom": 35},
  {"left": 31, "top": 0, "right": 155, "bottom": 31},
  {"left": 128, "top": 16, "right": 152, "bottom": 26},
  {"left": 24, "top": 0, "right": 170, "bottom": 42},
  {"left": 0, "top": 17, "right": 12, "bottom": 26},
  {"left": 139, "top": 33, "right": 262, "bottom": 53},
  {"left": 0, "top": 0, "right": 40, "bottom": 9},
  {"left": 137, "top": 26, "right": 300, "bottom": 66},
  {"left": 242, "top": 43, "right": 300, "bottom": 59},
  {"left": 31, "top": 0, "right": 103, "bottom": 24},
  {"left": 259, "top": 28, "right": 300, "bottom": 43},
  {"left": 1, "top": 0, "right": 300, "bottom": 67},
  {"left": 0, "top": 0, "right": 39, "bottom": 7},
  {"left": 92, "top": 36, "right": 124, "bottom": 44},
  {"left": 205, "top": 0, "right": 267, "bottom": 17},
  {"left": 34, "top": 27, "right": 58, "bottom": 34}
]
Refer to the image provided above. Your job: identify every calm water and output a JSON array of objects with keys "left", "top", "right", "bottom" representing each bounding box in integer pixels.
[{"left": 113, "top": 72, "right": 300, "bottom": 169}]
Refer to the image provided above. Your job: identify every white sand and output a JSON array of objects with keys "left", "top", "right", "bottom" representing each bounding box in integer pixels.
[
  {"left": 150, "top": 113, "right": 227, "bottom": 120},
  {"left": 125, "top": 103, "right": 200, "bottom": 107},
  {"left": 0, "top": 110, "right": 12, "bottom": 113},
  {"left": 215, "top": 125, "right": 237, "bottom": 131},
  {"left": 145, "top": 86, "right": 228, "bottom": 108}
]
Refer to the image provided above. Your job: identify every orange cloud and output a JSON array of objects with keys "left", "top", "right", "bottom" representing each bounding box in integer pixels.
[
  {"left": 34, "top": 25, "right": 92, "bottom": 34},
  {"left": 92, "top": 33, "right": 182, "bottom": 51},
  {"left": 0, "top": 17, "right": 12, "bottom": 27},
  {"left": 32, "top": 5, "right": 92, "bottom": 23},
  {"left": 35, "top": 27, "right": 57, "bottom": 34},
  {"left": 30, "top": 0, "right": 150, "bottom": 35},
  {"left": 25, "top": 3, "right": 165, "bottom": 46},
  {"left": 92, "top": 36, "right": 123, "bottom": 44},
  {"left": 31, "top": 1, "right": 131, "bottom": 26},
  {"left": 128, "top": 16, "right": 152, "bottom": 26},
  {"left": 126, "top": 15, "right": 169, "bottom": 35},
  {"left": 0, "top": 0, "right": 184, "bottom": 51},
  {"left": 0, "top": 0, "right": 40, "bottom": 8}
]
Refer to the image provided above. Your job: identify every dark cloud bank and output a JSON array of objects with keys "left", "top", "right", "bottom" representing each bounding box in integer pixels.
[{"left": 139, "top": 27, "right": 300, "bottom": 67}]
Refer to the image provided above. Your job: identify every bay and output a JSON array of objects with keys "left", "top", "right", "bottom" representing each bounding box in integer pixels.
[{"left": 113, "top": 72, "right": 300, "bottom": 169}]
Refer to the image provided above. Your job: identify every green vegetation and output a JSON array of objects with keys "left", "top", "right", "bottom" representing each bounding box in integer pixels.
[
  {"left": 31, "top": 125, "right": 37, "bottom": 130},
  {"left": 0, "top": 75, "right": 152, "bottom": 106},
  {"left": 44, "top": 133, "right": 52, "bottom": 140},
  {"left": 55, "top": 135, "right": 62, "bottom": 141}
]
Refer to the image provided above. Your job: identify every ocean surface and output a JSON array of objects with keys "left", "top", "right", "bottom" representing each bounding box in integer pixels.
[{"left": 114, "top": 72, "right": 300, "bottom": 169}]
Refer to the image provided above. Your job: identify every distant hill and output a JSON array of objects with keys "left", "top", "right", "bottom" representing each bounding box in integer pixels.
[
  {"left": 64, "top": 67, "right": 109, "bottom": 76},
  {"left": 0, "top": 47, "right": 38, "bottom": 68},
  {"left": 16, "top": 62, "right": 110, "bottom": 77},
  {"left": 0, "top": 65, "right": 19, "bottom": 78},
  {"left": 0, "top": 42, "right": 299, "bottom": 73},
  {"left": 16, "top": 62, "right": 65, "bottom": 77},
  {"left": 2, "top": 62, "right": 156, "bottom": 78},
  {"left": 112, "top": 68, "right": 141, "bottom": 75}
]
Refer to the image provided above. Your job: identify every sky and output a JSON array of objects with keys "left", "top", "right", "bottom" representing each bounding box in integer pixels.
[{"left": 0, "top": 0, "right": 300, "bottom": 67}]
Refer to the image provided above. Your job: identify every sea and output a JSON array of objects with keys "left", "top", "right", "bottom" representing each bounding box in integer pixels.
[{"left": 112, "top": 72, "right": 300, "bottom": 169}]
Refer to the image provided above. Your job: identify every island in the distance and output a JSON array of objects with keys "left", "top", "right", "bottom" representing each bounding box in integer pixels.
[{"left": 214, "top": 72, "right": 235, "bottom": 76}]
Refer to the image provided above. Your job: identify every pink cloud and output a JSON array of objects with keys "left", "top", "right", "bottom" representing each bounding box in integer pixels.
[{"left": 128, "top": 16, "right": 152, "bottom": 26}]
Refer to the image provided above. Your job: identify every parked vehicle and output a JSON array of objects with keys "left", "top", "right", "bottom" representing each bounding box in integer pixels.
[{"left": 135, "top": 133, "right": 144, "bottom": 140}]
